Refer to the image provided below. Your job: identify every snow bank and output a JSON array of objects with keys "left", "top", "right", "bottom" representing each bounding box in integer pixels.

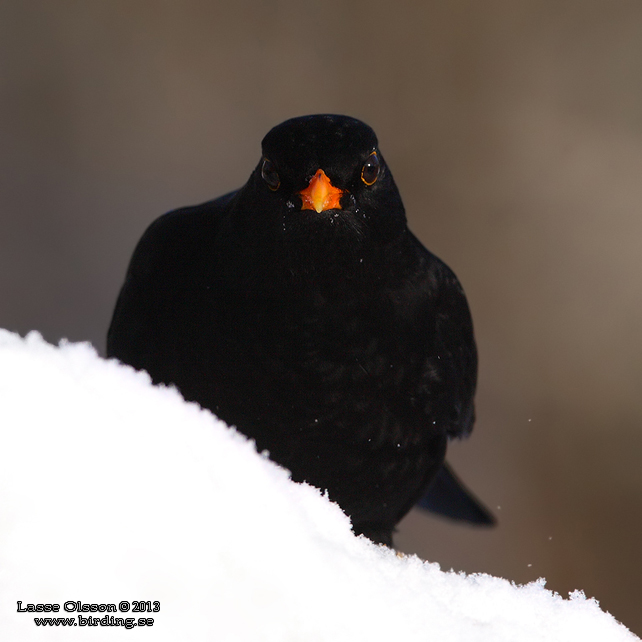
[{"left": 0, "top": 330, "right": 636, "bottom": 641}]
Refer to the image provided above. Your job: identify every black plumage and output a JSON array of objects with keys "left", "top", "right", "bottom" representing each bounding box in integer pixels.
[{"left": 108, "top": 114, "right": 493, "bottom": 546}]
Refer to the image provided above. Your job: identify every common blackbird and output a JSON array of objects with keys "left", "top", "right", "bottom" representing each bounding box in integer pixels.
[{"left": 108, "top": 114, "right": 493, "bottom": 546}]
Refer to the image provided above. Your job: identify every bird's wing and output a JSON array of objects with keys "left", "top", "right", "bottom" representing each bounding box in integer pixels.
[
  {"left": 407, "top": 231, "right": 478, "bottom": 439},
  {"left": 403, "top": 234, "right": 492, "bottom": 525}
]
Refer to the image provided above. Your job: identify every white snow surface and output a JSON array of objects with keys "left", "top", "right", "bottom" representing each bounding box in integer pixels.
[{"left": 0, "top": 330, "right": 636, "bottom": 642}]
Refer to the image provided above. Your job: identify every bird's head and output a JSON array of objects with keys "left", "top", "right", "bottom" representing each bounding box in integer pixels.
[
  {"left": 246, "top": 115, "right": 406, "bottom": 241},
  {"left": 226, "top": 115, "right": 409, "bottom": 293}
]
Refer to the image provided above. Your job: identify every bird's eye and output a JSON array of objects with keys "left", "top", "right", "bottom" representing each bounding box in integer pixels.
[
  {"left": 361, "top": 152, "right": 381, "bottom": 186},
  {"left": 261, "top": 158, "right": 280, "bottom": 191}
]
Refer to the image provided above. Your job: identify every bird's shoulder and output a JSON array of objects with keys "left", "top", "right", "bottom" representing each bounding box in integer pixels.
[
  {"left": 392, "top": 231, "right": 471, "bottom": 315},
  {"left": 125, "top": 190, "right": 237, "bottom": 283}
]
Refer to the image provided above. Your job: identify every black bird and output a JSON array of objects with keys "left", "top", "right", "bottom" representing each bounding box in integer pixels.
[{"left": 108, "top": 114, "right": 493, "bottom": 546}]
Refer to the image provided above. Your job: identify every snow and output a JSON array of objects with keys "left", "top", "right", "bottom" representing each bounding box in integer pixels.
[{"left": 0, "top": 330, "right": 636, "bottom": 642}]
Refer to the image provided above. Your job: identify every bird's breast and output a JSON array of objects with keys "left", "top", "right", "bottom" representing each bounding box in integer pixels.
[{"left": 205, "top": 292, "right": 436, "bottom": 451}]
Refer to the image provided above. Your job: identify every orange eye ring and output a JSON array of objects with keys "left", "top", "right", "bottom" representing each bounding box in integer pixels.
[
  {"left": 261, "top": 158, "right": 280, "bottom": 191},
  {"left": 361, "top": 151, "right": 381, "bottom": 186}
]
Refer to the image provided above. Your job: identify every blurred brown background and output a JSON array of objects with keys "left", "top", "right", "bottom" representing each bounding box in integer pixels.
[{"left": 2, "top": 0, "right": 641, "bottom": 634}]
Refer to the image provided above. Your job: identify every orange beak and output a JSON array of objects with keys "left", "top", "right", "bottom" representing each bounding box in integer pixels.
[{"left": 298, "top": 169, "right": 345, "bottom": 213}]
